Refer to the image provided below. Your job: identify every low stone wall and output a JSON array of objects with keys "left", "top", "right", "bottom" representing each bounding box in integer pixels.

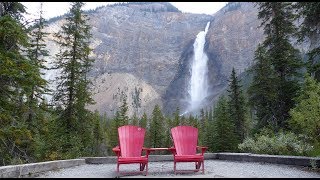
[
  {"left": 0, "top": 159, "right": 85, "bottom": 178},
  {"left": 216, "top": 153, "right": 320, "bottom": 168}
]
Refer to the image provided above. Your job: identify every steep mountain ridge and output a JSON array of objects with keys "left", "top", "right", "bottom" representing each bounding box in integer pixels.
[{"left": 42, "top": 2, "right": 268, "bottom": 117}]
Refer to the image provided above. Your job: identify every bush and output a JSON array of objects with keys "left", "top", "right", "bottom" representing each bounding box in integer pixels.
[{"left": 238, "top": 131, "right": 313, "bottom": 156}]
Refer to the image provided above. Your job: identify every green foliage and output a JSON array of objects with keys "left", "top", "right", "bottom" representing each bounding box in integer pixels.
[
  {"left": 172, "top": 107, "right": 180, "bottom": 127},
  {"left": 117, "top": 91, "right": 129, "bottom": 125},
  {"left": 238, "top": 130, "right": 313, "bottom": 156},
  {"left": 295, "top": 2, "right": 320, "bottom": 82},
  {"left": 187, "top": 114, "right": 199, "bottom": 128},
  {"left": 227, "top": 68, "right": 248, "bottom": 143},
  {"left": 210, "top": 96, "right": 238, "bottom": 152},
  {"left": 252, "top": 2, "right": 303, "bottom": 131},
  {"left": 198, "top": 109, "right": 208, "bottom": 146},
  {"left": 25, "top": 2, "right": 50, "bottom": 135},
  {"left": 147, "top": 104, "right": 165, "bottom": 150},
  {"left": 289, "top": 75, "right": 320, "bottom": 143},
  {"left": 308, "top": 142, "right": 320, "bottom": 157},
  {"left": 0, "top": 2, "right": 26, "bottom": 20},
  {"left": 163, "top": 117, "right": 173, "bottom": 154},
  {"left": 49, "top": 2, "right": 96, "bottom": 159},
  {"left": 139, "top": 112, "right": 148, "bottom": 129},
  {"left": 107, "top": 91, "right": 129, "bottom": 151},
  {"left": 130, "top": 113, "right": 139, "bottom": 126},
  {"left": 0, "top": 2, "right": 44, "bottom": 165}
]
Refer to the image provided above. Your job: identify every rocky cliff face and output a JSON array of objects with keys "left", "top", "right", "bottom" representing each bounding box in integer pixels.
[
  {"left": 163, "top": 2, "right": 265, "bottom": 115},
  {"left": 43, "top": 2, "right": 265, "bottom": 117}
]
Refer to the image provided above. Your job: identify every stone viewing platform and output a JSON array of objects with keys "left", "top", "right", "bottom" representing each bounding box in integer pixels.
[{"left": 1, "top": 153, "right": 319, "bottom": 178}]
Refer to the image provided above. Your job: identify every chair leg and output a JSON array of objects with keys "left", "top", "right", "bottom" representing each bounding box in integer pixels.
[
  {"left": 174, "top": 161, "right": 176, "bottom": 175},
  {"left": 196, "top": 161, "right": 201, "bottom": 170},
  {"left": 202, "top": 160, "right": 204, "bottom": 174},
  {"left": 140, "top": 163, "right": 146, "bottom": 171},
  {"left": 145, "top": 163, "right": 148, "bottom": 176},
  {"left": 117, "top": 163, "right": 120, "bottom": 177}
]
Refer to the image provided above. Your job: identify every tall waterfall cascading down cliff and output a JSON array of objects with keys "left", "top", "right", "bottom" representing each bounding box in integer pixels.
[{"left": 182, "top": 21, "right": 211, "bottom": 115}]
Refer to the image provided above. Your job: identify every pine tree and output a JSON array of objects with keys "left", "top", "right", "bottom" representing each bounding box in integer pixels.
[
  {"left": 26, "top": 2, "right": 50, "bottom": 135},
  {"left": 108, "top": 92, "right": 129, "bottom": 150},
  {"left": 139, "top": 112, "right": 148, "bottom": 129},
  {"left": 211, "top": 96, "right": 238, "bottom": 152},
  {"left": 52, "top": 2, "right": 95, "bottom": 157},
  {"left": 180, "top": 115, "right": 187, "bottom": 126},
  {"left": 0, "top": 2, "right": 39, "bottom": 165},
  {"left": 255, "top": 2, "right": 303, "bottom": 131},
  {"left": 148, "top": 105, "right": 165, "bottom": 150},
  {"left": 131, "top": 112, "right": 139, "bottom": 126},
  {"left": 187, "top": 114, "right": 198, "bottom": 128},
  {"left": 172, "top": 107, "right": 180, "bottom": 127},
  {"left": 92, "top": 110, "right": 104, "bottom": 156},
  {"left": 295, "top": 2, "right": 320, "bottom": 81},
  {"left": 205, "top": 107, "right": 214, "bottom": 149},
  {"left": 198, "top": 108, "right": 208, "bottom": 146},
  {"left": 227, "top": 68, "right": 248, "bottom": 143},
  {"left": 108, "top": 115, "right": 120, "bottom": 153},
  {"left": 118, "top": 91, "right": 129, "bottom": 126},
  {"left": 248, "top": 44, "right": 277, "bottom": 131},
  {"left": 163, "top": 117, "right": 173, "bottom": 154}
]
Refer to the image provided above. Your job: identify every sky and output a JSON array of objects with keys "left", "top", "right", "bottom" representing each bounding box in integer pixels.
[{"left": 21, "top": 2, "right": 228, "bottom": 21}]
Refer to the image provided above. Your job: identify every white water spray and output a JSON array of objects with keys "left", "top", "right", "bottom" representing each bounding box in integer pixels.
[{"left": 185, "top": 22, "right": 211, "bottom": 115}]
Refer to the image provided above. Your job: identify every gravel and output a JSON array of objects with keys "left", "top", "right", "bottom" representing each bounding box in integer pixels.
[{"left": 37, "top": 159, "right": 320, "bottom": 178}]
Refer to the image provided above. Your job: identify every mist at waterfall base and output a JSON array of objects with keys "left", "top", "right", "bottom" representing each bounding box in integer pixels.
[{"left": 180, "top": 22, "right": 211, "bottom": 116}]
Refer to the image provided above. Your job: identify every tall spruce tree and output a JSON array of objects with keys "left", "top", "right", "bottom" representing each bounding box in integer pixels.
[
  {"left": 172, "top": 107, "right": 180, "bottom": 127},
  {"left": 108, "top": 91, "right": 129, "bottom": 152},
  {"left": 255, "top": 2, "right": 303, "bottom": 131},
  {"left": 53, "top": 2, "right": 94, "bottom": 128},
  {"left": 52, "top": 2, "right": 95, "bottom": 157},
  {"left": 199, "top": 108, "right": 208, "bottom": 146},
  {"left": 163, "top": 116, "right": 173, "bottom": 154},
  {"left": 148, "top": 104, "right": 165, "bottom": 150},
  {"left": 26, "top": 2, "right": 49, "bottom": 133},
  {"left": 117, "top": 91, "right": 129, "bottom": 125},
  {"left": 0, "top": 2, "right": 39, "bottom": 165},
  {"left": 131, "top": 112, "right": 139, "bottom": 126},
  {"left": 227, "top": 68, "right": 247, "bottom": 143},
  {"left": 139, "top": 112, "right": 148, "bottom": 129},
  {"left": 248, "top": 44, "right": 277, "bottom": 131},
  {"left": 295, "top": 2, "right": 320, "bottom": 82},
  {"left": 211, "top": 96, "right": 238, "bottom": 152}
]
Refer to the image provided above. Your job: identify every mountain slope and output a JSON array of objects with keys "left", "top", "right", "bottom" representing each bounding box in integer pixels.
[{"left": 42, "top": 2, "right": 277, "bottom": 117}]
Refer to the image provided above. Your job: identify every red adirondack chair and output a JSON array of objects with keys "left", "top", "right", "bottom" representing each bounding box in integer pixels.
[
  {"left": 168, "top": 125, "right": 208, "bottom": 174},
  {"left": 112, "top": 125, "right": 151, "bottom": 176}
]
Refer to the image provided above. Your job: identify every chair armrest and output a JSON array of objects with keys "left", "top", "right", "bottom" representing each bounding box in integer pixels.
[
  {"left": 196, "top": 146, "right": 208, "bottom": 155},
  {"left": 168, "top": 147, "right": 176, "bottom": 155},
  {"left": 142, "top": 147, "right": 152, "bottom": 157},
  {"left": 112, "top": 146, "right": 121, "bottom": 157}
]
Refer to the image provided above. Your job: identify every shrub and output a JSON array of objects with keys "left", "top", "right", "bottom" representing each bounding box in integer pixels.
[{"left": 238, "top": 131, "right": 313, "bottom": 156}]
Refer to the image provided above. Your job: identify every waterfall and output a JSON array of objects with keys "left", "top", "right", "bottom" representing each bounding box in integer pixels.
[{"left": 186, "top": 21, "right": 211, "bottom": 114}]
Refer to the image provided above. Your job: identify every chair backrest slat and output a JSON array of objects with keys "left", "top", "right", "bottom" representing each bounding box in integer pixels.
[
  {"left": 171, "top": 126, "right": 198, "bottom": 155},
  {"left": 118, "top": 125, "right": 145, "bottom": 157}
]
